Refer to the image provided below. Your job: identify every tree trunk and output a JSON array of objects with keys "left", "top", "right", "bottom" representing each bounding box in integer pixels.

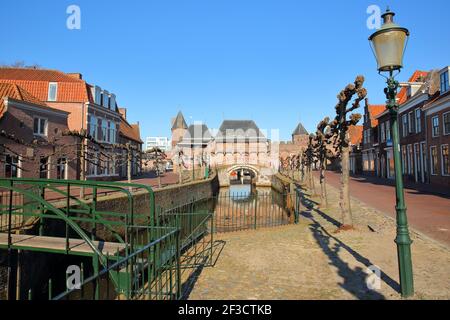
[
  {"left": 310, "top": 167, "right": 317, "bottom": 196},
  {"left": 339, "top": 144, "right": 353, "bottom": 228},
  {"left": 127, "top": 148, "right": 132, "bottom": 192},
  {"left": 319, "top": 162, "right": 328, "bottom": 208}
]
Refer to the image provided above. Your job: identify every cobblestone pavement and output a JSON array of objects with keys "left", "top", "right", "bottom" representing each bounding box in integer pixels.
[
  {"left": 318, "top": 171, "right": 450, "bottom": 247},
  {"left": 187, "top": 180, "right": 450, "bottom": 300}
]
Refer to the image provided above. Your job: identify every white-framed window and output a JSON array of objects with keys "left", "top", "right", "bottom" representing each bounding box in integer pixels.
[
  {"left": 87, "top": 152, "right": 97, "bottom": 176},
  {"left": 48, "top": 82, "right": 58, "bottom": 101},
  {"left": 408, "top": 111, "right": 414, "bottom": 134},
  {"left": 443, "top": 112, "right": 450, "bottom": 135},
  {"left": 97, "top": 153, "right": 104, "bottom": 176},
  {"left": 109, "top": 122, "right": 117, "bottom": 144},
  {"left": 109, "top": 94, "right": 116, "bottom": 110},
  {"left": 380, "top": 122, "right": 386, "bottom": 142},
  {"left": 4, "top": 154, "right": 20, "bottom": 178},
  {"left": 387, "top": 149, "right": 395, "bottom": 179},
  {"left": 56, "top": 157, "right": 68, "bottom": 180},
  {"left": 441, "top": 145, "right": 449, "bottom": 176},
  {"left": 415, "top": 109, "right": 421, "bottom": 133},
  {"left": 110, "top": 155, "right": 116, "bottom": 175},
  {"left": 407, "top": 144, "right": 413, "bottom": 175},
  {"left": 102, "top": 91, "right": 109, "bottom": 108},
  {"left": 101, "top": 119, "right": 108, "bottom": 142},
  {"left": 89, "top": 115, "right": 97, "bottom": 139},
  {"left": 94, "top": 86, "right": 102, "bottom": 105},
  {"left": 402, "top": 114, "right": 408, "bottom": 137},
  {"left": 432, "top": 116, "right": 440, "bottom": 137},
  {"left": 401, "top": 145, "right": 407, "bottom": 174},
  {"left": 430, "top": 146, "right": 438, "bottom": 175},
  {"left": 39, "top": 156, "right": 49, "bottom": 179},
  {"left": 33, "top": 117, "right": 48, "bottom": 136},
  {"left": 440, "top": 70, "right": 449, "bottom": 94},
  {"left": 386, "top": 120, "right": 391, "bottom": 141}
]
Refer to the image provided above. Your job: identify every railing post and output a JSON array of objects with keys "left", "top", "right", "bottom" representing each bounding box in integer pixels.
[
  {"left": 210, "top": 213, "right": 214, "bottom": 266},
  {"left": 39, "top": 186, "right": 45, "bottom": 236},
  {"left": 175, "top": 229, "right": 181, "bottom": 299},
  {"left": 65, "top": 183, "right": 70, "bottom": 254},
  {"left": 92, "top": 254, "right": 100, "bottom": 300},
  {"left": 7, "top": 187, "right": 13, "bottom": 249},
  {"left": 92, "top": 186, "right": 97, "bottom": 241}
]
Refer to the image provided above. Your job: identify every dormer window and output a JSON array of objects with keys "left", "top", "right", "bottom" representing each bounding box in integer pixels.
[
  {"left": 48, "top": 82, "right": 58, "bottom": 101},
  {"left": 440, "top": 70, "right": 449, "bottom": 94},
  {"left": 102, "top": 91, "right": 109, "bottom": 108},
  {"left": 94, "top": 86, "right": 102, "bottom": 105}
]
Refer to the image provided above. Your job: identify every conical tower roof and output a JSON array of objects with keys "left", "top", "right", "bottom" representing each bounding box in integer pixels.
[
  {"left": 171, "top": 111, "right": 188, "bottom": 130},
  {"left": 292, "top": 122, "right": 308, "bottom": 136}
]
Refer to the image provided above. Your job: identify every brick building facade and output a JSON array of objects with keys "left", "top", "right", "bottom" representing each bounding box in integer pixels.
[
  {"left": 0, "top": 68, "right": 143, "bottom": 181},
  {"left": 361, "top": 67, "right": 450, "bottom": 188},
  {"left": 423, "top": 67, "right": 450, "bottom": 187},
  {"left": 0, "top": 83, "right": 77, "bottom": 179}
]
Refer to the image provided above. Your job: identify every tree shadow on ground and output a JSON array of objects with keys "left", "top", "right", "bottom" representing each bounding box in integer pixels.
[
  {"left": 299, "top": 192, "right": 401, "bottom": 299},
  {"left": 180, "top": 240, "right": 226, "bottom": 300}
]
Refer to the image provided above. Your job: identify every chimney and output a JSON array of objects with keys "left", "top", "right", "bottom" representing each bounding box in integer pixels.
[
  {"left": 119, "top": 108, "right": 127, "bottom": 119},
  {"left": 67, "top": 73, "right": 83, "bottom": 80}
]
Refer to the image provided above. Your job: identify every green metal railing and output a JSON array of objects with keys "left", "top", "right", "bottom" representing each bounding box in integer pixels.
[
  {"left": 0, "top": 178, "right": 157, "bottom": 300},
  {"left": 159, "top": 200, "right": 214, "bottom": 270},
  {"left": 52, "top": 227, "right": 181, "bottom": 300},
  {"left": 0, "top": 178, "right": 218, "bottom": 300},
  {"left": 213, "top": 190, "right": 291, "bottom": 233}
]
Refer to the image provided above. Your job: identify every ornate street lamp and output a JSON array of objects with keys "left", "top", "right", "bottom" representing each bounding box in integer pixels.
[{"left": 369, "top": 8, "right": 414, "bottom": 298}]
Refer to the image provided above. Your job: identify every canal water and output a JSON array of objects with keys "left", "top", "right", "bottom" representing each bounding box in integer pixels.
[{"left": 213, "top": 183, "right": 291, "bottom": 233}]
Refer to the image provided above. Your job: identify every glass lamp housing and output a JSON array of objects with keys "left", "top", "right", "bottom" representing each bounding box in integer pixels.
[{"left": 369, "top": 10, "right": 409, "bottom": 72}]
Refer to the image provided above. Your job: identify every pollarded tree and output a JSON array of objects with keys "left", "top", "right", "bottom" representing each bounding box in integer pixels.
[
  {"left": 304, "top": 134, "right": 318, "bottom": 196},
  {"left": 329, "top": 75, "right": 367, "bottom": 229},
  {"left": 143, "top": 147, "right": 167, "bottom": 188},
  {"left": 313, "top": 118, "right": 330, "bottom": 208}
]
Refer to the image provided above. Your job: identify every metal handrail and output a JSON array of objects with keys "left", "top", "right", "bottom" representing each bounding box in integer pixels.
[{"left": 52, "top": 227, "right": 180, "bottom": 300}]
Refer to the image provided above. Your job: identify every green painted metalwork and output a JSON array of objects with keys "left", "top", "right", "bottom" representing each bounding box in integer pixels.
[
  {"left": 0, "top": 178, "right": 158, "bottom": 300},
  {"left": 0, "top": 178, "right": 219, "bottom": 300},
  {"left": 213, "top": 190, "right": 291, "bottom": 233},
  {"left": 53, "top": 227, "right": 181, "bottom": 300},
  {"left": 385, "top": 74, "right": 414, "bottom": 298}
]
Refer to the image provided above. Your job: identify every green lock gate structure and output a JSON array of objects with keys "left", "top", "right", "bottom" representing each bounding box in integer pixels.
[{"left": 0, "top": 178, "right": 214, "bottom": 300}]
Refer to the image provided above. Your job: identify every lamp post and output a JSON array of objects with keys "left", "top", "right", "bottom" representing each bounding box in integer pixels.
[{"left": 369, "top": 8, "right": 414, "bottom": 298}]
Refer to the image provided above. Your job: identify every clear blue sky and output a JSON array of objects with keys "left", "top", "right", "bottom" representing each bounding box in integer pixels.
[{"left": 1, "top": 0, "right": 449, "bottom": 141}]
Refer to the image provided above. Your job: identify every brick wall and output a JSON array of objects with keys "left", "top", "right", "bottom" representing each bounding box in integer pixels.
[{"left": 0, "top": 101, "right": 78, "bottom": 179}]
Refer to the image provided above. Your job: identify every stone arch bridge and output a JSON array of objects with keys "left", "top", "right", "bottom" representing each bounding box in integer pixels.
[{"left": 216, "top": 164, "right": 274, "bottom": 187}]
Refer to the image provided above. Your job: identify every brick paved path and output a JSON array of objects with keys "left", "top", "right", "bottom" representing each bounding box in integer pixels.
[
  {"left": 187, "top": 181, "right": 450, "bottom": 300},
  {"left": 124, "top": 171, "right": 180, "bottom": 188},
  {"left": 318, "top": 171, "right": 450, "bottom": 247}
]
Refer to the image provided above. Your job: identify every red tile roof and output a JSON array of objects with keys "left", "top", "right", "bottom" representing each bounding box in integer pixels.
[
  {"left": 119, "top": 117, "right": 143, "bottom": 144},
  {"left": 0, "top": 83, "right": 55, "bottom": 119},
  {"left": 368, "top": 104, "right": 385, "bottom": 127},
  {"left": 348, "top": 125, "right": 363, "bottom": 145},
  {"left": 0, "top": 68, "right": 90, "bottom": 103},
  {"left": 397, "top": 70, "right": 428, "bottom": 104}
]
